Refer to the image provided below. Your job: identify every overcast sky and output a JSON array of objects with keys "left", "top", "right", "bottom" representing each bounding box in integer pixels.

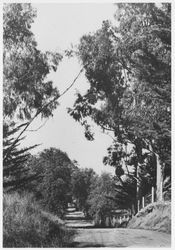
[{"left": 22, "top": 3, "right": 117, "bottom": 174}]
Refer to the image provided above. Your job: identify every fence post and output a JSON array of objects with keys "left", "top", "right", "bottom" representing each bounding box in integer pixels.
[
  {"left": 142, "top": 196, "right": 145, "bottom": 208},
  {"left": 152, "top": 186, "right": 154, "bottom": 203}
]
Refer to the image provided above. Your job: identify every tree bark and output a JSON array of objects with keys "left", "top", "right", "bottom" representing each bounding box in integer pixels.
[
  {"left": 155, "top": 153, "right": 164, "bottom": 201},
  {"left": 146, "top": 141, "right": 164, "bottom": 202}
]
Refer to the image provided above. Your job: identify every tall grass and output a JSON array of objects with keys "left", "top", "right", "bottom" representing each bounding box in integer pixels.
[
  {"left": 128, "top": 201, "right": 171, "bottom": 234},
  {"left": 3, "top": 192, "right": 75, "bottom": 247}
]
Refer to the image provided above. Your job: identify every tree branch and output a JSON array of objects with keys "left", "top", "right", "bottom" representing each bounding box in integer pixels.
[
  {"left": 26, "top": 118, "right": 49, "bottom": 132},
  {"left": 3, "top": 65, "right": 86, "bottom": 160},
  {"left": 100, "top": 124, "right": 115, "bottom": 132}
]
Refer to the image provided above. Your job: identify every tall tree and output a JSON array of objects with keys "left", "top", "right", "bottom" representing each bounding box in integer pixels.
[
  {"left": 68, "top": 3, "right": 171, "bottom": 207},
  {"left": 3, "top": 3, "right": 62, "bottom": 188},
  {"left": 71, "top": 168, "right": 96, "bottom": 215},
  {"left": 3, "top": 3, "right": 62, "bottom": 121},
  {"left": 3, "top": 123, "right": 39, "bottom": 190},
  {"left": 88, "top": 173, "right": 116, "bottom": 227},
  {"left": 115, "top": 3, "right": 171, "bottom": 201},
  {"left": 26, "top": 148, "right": 75, "bottom": 216}
]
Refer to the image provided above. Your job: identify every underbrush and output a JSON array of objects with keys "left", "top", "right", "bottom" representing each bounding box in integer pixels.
[
  {"left": 128, "top": 201, "right": 171, "bottom": 234},
  {"left": 3, "top": 192, "right": 75, "bottom": 247}
]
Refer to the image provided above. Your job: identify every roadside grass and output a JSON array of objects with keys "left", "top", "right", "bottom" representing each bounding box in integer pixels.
[
  {"left": 128, "top": 201, "right": 171, "bottom": 234},
  {"left": 3, "top": 192, "right": 75, "bottom": 247}
]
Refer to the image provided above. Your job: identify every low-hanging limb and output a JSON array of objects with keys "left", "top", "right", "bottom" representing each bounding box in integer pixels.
[{"left": 3, "top": 65, "right": 86, "bottom": 161}]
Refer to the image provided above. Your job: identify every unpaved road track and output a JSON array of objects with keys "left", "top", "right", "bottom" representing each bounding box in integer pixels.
[
  {"left": 65, "top": 209, "right": 171, "bottom": 247},
  {"left": 72, "top": 228, "right": 171, "bottom": 247}
]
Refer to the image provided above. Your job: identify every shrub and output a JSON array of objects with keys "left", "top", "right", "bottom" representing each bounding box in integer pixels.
[{"left": 3, "top": 192, "right": 75, "bottom": 247}]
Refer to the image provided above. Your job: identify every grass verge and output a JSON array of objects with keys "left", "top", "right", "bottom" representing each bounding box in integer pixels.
[
  {"left": 128, "top": 201, "right": 171, "bottom": 234},
  {"left": 3, "top": 192, "right": 75, "bottom": 247}
]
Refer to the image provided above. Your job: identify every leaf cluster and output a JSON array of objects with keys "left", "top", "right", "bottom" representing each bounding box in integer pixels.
[
  {"left": 26, "top": 148, "right": 75, "bottom": 216},
  {"left": 3, "top": 122, "right": 39, "bottom": 191},
  {"left": 68, "top": 3, "right": 171, "bottom": 200},
  {"left": 3, "top": 3, "right": 63, "bottom": 120}
]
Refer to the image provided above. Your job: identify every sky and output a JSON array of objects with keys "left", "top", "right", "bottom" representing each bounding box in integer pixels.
[{"left": 21, "top": 3, "right": 117, "bottom": 174}]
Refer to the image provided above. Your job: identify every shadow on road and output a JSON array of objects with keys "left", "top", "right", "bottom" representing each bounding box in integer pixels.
[
  {"left": 68, "top": 241, "right": 105, "bottom": 247},
  {"left": 64, "top": 209, "right": 94, "bottom": 228},
  {"left": 68, "top": 241, "right": 128, "bottom": 248}
]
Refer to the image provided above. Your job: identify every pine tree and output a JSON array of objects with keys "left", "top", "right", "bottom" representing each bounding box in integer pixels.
[{"left": 3, "top": 122, "right": 39, "bottom": 191}]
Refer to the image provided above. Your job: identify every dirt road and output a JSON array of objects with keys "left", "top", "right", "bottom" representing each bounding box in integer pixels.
[
  {"left": 72, "top": 228, "right": 171, "bottom": 247},
  {"left": 65, "top": 209, "right": 171, "bottom": 247}
]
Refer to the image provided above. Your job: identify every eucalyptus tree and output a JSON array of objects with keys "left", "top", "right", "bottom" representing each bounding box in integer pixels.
[
  {"left": 3, "top": 3, "right": 62, "bottom": 189},
  {"left": 68, "top": 3, "right": 171, "bottom": 208},
  {"left": 3, "top": 3, "right": 62, "bottom": 121}
]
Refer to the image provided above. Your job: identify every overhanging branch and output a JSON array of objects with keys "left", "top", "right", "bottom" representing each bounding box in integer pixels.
[{"left": 3, "top": 65, "right": 86, "bottom": 161}]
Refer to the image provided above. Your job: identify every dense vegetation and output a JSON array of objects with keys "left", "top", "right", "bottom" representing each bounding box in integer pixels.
[
  {"left": 26, "top": 148, "right": 74, "bottom": 217},
  {"left": 71, "top": 169, "right": 116, "bottom": 225},
  {"left": 3, "top": 2, "right": 171, "bottom": 246},
  {"left": 3, "top": 192, "right": 75, "bottom": 247},
  {"left": 3, "top": 3, "right": 74, "bottom": 247},
  {"left": 68, "top": 3, "right": 171, "bottom": 212},
  {"left": 71, "top": 167, "right": 96, "bottom": 215},
  {"left": 3, "top": 3, "right": 62, "bottom": 190},
  {"left": 87, "top": 173, "right": 116, "bottom": 226}
]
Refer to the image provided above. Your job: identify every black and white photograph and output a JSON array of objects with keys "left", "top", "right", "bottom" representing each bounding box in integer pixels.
[{"left": 2, "top": 0, "right": 172, "bottom": 248}]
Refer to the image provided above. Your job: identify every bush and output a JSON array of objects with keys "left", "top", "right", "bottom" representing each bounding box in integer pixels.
[
  {"left": 128, "top": 202, "right": 171, "bottom": 234},
  {"left": 3, "top": 192, "right": 75, "bottom": 247}
]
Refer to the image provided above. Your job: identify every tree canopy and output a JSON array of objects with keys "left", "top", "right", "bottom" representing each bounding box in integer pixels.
[
  {"left": 71, "top": 167, "right": 96, "bottom": 215},
  {"left": 88, "top": 173, "right": 116, "bottom": 226},
  {"left": 26, "top": 148, "right": 75, "bottom": 216},
  {"left": 3, "top": 3, "right": 62, "bottom": 120},
  {"left": 3, "top": 3, "right": 63, "bottom": 189},
  {"left": 68, "top": 3, "right": 171, "bottom": 209}
]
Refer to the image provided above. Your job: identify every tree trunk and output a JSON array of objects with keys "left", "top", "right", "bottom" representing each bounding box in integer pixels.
[
  {"left": 147, "top": 142, "right": 164, "bottom": 202},
  {"left": 134, "top": 160, "right": 140, "bottom": 214},
  {"left": 155, "top": 153, "right": 164, "bottom": 201}
]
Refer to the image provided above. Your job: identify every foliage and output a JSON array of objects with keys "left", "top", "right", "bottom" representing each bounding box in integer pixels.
[
  {"left": 26, "top": 148, "right": 75, "bottom": 216},
  {"left": 113, "top": 2, "right": 171, "bottom": 201},
  {"left": 105, "top": 141, "right": 157, "bottom": 193},
  {"left": 71, "top": 168, "right": 96, "bottom": 214},
  {"left": 68, "top": 20, "right": 126, "bottom": 141},
  {"left": 68, "top": 3, "right": 171, "bottom": 208},
  {"left": 3, "top": 192, "right": 75, "bottom": 247},
  {"left": 115, "top": 2, "right": 171, "bottom": 168},
  {"left": 3, "top": 122, "right": 39, "bottom": 191},
  {"left": 3, "top": 3, "right": 63, "bottom": 191},
  {"left": 87, "top": 173, "right": 116, "bottom": 226},
  {"left": 3, "top": 3, "right": 62, "bottom": 120}
]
